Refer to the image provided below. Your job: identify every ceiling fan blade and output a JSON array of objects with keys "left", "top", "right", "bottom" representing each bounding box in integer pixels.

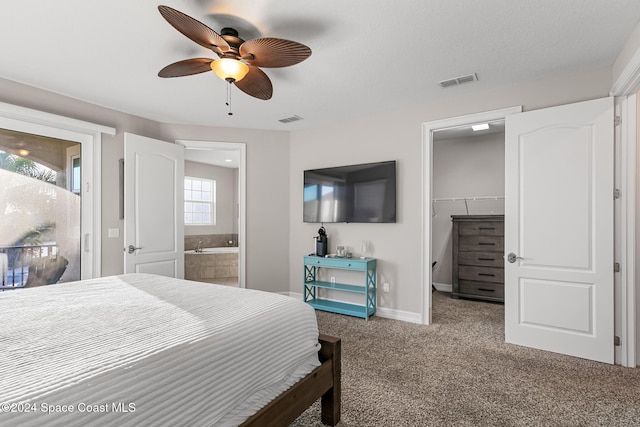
[
  {"left": 158, "top": 58, "right": 213, "bottom": 78},
  {"left": 239, "top": 38, "right": 311, "bottom": 68},
  {"left": 158, "top": 5, "right": 229, "bottom": 54},
  {"left": 234, "top": 66, "right": 273, "bottom": 100}
]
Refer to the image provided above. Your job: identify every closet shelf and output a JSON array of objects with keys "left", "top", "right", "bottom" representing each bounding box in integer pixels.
[{"left": 432, "top": 196, "right": 504, "bottom": 202}]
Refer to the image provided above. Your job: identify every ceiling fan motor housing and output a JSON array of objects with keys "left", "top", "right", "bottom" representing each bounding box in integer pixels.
[{"left": 220, "top": 28, "right": 244, "bottom": 55}]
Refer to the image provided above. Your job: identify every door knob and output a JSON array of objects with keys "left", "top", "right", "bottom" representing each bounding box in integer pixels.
[
  {"left": 507, "top": 252, "right": 524, "bottom": 263},
  {"left": 127, "top": 245, "right": 142, "bottom": 254}
]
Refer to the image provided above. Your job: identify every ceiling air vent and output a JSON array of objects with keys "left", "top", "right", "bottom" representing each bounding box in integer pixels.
[
  {"left": 279, "top": 115, "right": 303, "bottom": 124},
  {"left": 439, "top": 73, "right": 478, "bottom": 88}
]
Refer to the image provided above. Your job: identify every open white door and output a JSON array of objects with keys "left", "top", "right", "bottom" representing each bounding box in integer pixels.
[
  {"left": 505, "top": 97, "right": 614, "bottom": 363},
  {"left": 124, "top": 133, "right": 184, "bottom": 278}
]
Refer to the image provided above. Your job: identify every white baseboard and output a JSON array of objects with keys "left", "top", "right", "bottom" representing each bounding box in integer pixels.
[
  {"left": 375, "top": 306, "right": 422, "bottom": 324},
  {"left": 281, "top": 291, "right": 422, "bottom": 324},
  {"left": 433, "top": 282, "right": 452, "bottom": 292}
]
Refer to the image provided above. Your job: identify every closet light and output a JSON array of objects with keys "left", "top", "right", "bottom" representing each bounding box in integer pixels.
[{"left": 472, "top": 123, "right": 489, "bottom": 131}]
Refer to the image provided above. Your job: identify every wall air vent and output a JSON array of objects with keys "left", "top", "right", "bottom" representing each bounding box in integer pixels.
[
  {"left": 278, "top": 115, "right": 303, "bottom": 124},
  {"left": 439, "top": 73, "right": 478, "bottom": 88}
]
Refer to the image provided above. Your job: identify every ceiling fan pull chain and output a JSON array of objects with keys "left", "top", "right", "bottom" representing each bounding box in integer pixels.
[{"left": 226, "top": 82, "right": 233, "bottom": 116}]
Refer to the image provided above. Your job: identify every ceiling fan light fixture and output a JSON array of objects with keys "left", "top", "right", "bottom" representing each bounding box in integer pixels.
[{"left": 210, "top": 58, "right": 249, "bottom": 83}]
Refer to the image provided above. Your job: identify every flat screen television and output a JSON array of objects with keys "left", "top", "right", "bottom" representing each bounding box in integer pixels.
[{"left": 303, "top": 160, "right": 396, "bottom": 223}]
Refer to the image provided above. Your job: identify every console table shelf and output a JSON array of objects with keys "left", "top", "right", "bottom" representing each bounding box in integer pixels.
[
  {"left": 306, "top": 299, "right": 372, "bottom": 318},
  {"left": 304, "top": 256, "right": 376, "bottom": 320},
  {"left": 305, "top": 280, "right": 367, "bottom": 294}
]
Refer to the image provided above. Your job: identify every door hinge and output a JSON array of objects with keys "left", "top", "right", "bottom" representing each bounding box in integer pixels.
[
  {"left": 614, "top": 336, "right": 621, "bottom": 346},
  {"left": 614, "top": 116, "right": 622, "bottom": 126},
  {"left": 614, "top": 262, "right": 621, "bottom": 273},
  {"left": 614, "top": 189, "right": 621, "bottom": 200}
]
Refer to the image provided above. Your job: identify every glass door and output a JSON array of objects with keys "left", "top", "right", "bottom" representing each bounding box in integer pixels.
[{"left": 0, "top": 128, "right": 81, "bottom": 289}]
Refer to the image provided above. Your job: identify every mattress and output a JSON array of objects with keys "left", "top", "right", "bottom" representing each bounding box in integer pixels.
[{"left": 0, "top": 273, "right": 321, "bottom": 426}]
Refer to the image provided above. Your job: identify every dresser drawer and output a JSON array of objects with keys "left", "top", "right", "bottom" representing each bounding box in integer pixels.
[
  {"left": 457, "top": 280, "right": 505, "bottom": 299},
  {"left": 458, "top": 251, "right": 504, "bottom": 268},
  {"left": 458, "top": 221, "right": 504, "bottom": 236},
  {"left": 458, "top": 235, "right": 504, "bottom": 252},
  {"left": 304, "top": 256, "right": 375, "bottom": 271},
  {"left": 458, "top": 265, "right": 504, "bottom": 283}
]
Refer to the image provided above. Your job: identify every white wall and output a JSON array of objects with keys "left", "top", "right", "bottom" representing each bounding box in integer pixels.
[
  {"left": 289, "top": 67, "right": 613, "bottom": 318},
  {"left": 432, "top": 133, "right": 505, "bottom": 286},
  {"left": 232, "top": 168, "right": 239, "bottom": 235},
  {"left": 184, "top": 161, "right": 236, "bottom": 236}
]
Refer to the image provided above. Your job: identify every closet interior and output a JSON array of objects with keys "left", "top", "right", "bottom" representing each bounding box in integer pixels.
[{"left": 431, "top": 121, "right": 506, "bottom": 303}]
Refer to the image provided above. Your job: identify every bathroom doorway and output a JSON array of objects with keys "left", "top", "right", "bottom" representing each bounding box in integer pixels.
[{"left": 179, "top": 140, "right": 246, "bottom": 288}]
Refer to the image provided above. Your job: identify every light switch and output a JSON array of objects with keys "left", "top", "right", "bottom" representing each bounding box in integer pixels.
[{"left": 108, "top": 228, "right": 120, "bottom": 238}]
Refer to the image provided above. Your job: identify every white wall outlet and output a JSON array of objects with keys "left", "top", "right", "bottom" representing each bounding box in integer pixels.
[
  {"left": 108, "top": 228, "right": 120, "bottom": 238},
  {"left": 330, "top": 277, "right": 336, "bottom": 284},
  {"left": 383, "top": 282, "right": 390, "bottom": 292}
]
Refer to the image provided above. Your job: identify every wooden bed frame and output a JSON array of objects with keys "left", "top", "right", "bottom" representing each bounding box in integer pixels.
[{"left": 241, "top": 334, "right": 342, "bottom": 427}]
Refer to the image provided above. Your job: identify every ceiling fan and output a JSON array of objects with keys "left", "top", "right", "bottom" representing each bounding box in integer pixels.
[{"left": 157, "top": 5, "right": 312, "bottom": 102}]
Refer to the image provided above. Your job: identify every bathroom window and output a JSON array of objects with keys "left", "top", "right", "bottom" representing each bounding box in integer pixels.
[{"left": 184, "top": 177, "right": 215, "bottom": 225}]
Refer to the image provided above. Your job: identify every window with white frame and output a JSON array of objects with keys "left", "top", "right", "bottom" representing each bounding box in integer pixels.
[{"left": 184, "top": 177, "right": 215, "bottom": 225}]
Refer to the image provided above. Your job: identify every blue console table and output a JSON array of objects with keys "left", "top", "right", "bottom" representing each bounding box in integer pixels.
[{"left": 304, "top": 255, "right": 377, "bottom": 320}]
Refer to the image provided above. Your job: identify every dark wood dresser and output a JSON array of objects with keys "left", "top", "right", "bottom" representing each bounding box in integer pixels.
[{"left": 451, "top": 215, "right": 504, "bottom": 302}]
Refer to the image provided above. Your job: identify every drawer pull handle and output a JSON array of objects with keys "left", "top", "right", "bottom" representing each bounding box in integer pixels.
[
  {"left": 479, "top": 227, "right": 495, "bottom": 230},
  {"left": 478, "top": 258, "right": 495, "bottom": 261},
  {"left": 478, "top": 242, "right": 495, "bottom": 246},
  {"left": 478, "top": 273, "right": 495, "bottom": 277},
  {"left": 478, "top": 288, "right": 495, "bottom": 292}
]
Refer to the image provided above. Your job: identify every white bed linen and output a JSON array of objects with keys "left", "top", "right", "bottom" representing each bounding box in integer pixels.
[{"left": 0, "top": 273, "right": 320, "bottom": 426}]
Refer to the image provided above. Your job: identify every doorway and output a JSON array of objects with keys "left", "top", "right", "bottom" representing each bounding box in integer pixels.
[
  {"left": 178, "top": 140, "right": 247, "bottom": 288},
  {"left": 422, "top": 106, "right": 521, "bottom": 325},
  {"left": 431, "top": 121, "right": 506, "bottom": 297},
  {"left": 184, "top": 158, "right": 239, "bottom": 286},
  {"left": 0, "top": 101, "right": 115, "bottom": 283}
]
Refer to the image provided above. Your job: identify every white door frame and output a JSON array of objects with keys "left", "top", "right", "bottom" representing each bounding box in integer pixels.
[
  {"left": 612, "top": 94, "right": 637, "bottom": 367},
  {"left": 0, "top": 101, "right": 115, "bottom": 279},
  {"left": 421, "top": 106, "right": 522, "bottom": 325},
  {"left": 177, "top": 139, "right": 247, "bottom": 288},
  {"left": 611, "top": 49, "right": 640, "bottom": 367}
]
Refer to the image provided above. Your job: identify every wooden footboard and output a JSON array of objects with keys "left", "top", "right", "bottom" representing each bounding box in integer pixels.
[{"left": 240, "top": 334, "right": 341, "bottom": 427}]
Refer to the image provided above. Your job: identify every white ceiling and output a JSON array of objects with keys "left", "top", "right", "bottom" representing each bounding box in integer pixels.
[
  {"left": 1, "top": 1, "right": 640, "bottom": 132},
  {"left": 184, "top": 146, "right": 239, "bottom": 168}
]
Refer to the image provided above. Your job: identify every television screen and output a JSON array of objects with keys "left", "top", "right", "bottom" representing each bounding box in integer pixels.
[{"left": 303, "top": 161, "right": 396, "bottom": 223}]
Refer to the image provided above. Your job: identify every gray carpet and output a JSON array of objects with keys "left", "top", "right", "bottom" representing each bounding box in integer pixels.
[{"left": 291, "top": 291, "right": 640, "bottom": 426}]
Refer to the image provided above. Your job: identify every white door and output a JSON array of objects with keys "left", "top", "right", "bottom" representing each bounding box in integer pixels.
[
  {"left": 504, "top": 97, "right": 614, "bottom": 363},
  {"left": 124, "top": 133, "right": 184, "bottom": 278}
]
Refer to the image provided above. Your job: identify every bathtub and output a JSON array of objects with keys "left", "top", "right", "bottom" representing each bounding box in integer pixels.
[
  {"left": 184, "top": 247, "right": 239, "bottom": 281},
  {"left": 185, "top": 247, "right": 239, "bottom": 255}
]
